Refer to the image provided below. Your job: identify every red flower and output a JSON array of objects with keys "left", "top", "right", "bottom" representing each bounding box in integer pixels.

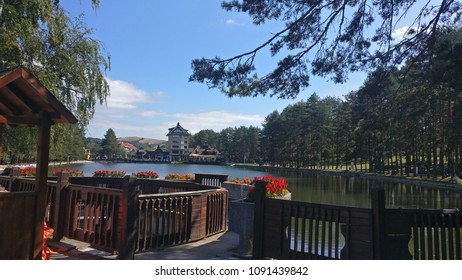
[
  {"left": 52, "top": 166, "right": 83, "bottom": 177},
  {"left": 19, "top": 167, "right": 36, "bottom": 176},
  {"left": 132, "top": 171, "right": 159, "bottom": 178},
  {"left": 93, "top": 170, "right": 126, "bottom": 177},
  {"left": 247, "top": 176, "right": 289, "bottom": 201}
]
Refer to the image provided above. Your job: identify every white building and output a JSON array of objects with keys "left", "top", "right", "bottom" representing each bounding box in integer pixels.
[{"left": 166, "top": 122, "right": 190, "bottom": 161}]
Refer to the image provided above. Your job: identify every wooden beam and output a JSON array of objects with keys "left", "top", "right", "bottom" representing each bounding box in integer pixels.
[
  {"left": 7, "top": 114, "right": 41, "bottom": 126},
  {"left": 7, "top": 112, "right": 60, "bottom": 126},
  {"left": 0, "top": 67, "right": 22, "bottom": 89},
  {"left": 32, "top": 111, "right": 51, "bottom": 260}
]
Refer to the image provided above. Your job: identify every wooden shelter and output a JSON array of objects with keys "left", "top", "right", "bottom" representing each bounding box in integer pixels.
[{"left": 0, "top": 65, "right": 78, "bottom": 259}]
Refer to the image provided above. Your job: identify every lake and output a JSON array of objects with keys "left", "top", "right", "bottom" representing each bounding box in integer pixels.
[{"left": 64, "top": 162, "right": 462, "bottom": 209}]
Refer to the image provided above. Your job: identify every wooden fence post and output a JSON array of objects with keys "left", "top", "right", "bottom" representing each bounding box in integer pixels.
[
  {"left": 53, "top": 171, "right": 69, "bottom": 241},
  {"left": 371, "top": 184, "right": 386, "bottom": 260},
  {"left": 252, "top": 180, "right": 266, "bottom": 259},
  {"left": 118, "top": 175, "right": 138, "bottom": 260},
  {"left": 7, "top": 167, "right": 20, "bottom": 191}
]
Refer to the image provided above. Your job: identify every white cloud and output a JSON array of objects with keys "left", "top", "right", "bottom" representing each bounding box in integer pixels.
[
  {"left": 103, "top": 78, "right": 155, "bottom": 109},
  {"left": 138, "top": 110, "right": 166, "bottom": 118},
  {"left": 87, "top": 79, "right": 265, "bottom": 140},
  {"left": 172, "top": 111, "right": 264, "bottom": 134},
  {"left": 226, "top": 19, "right": 236, "bottom": 25},
  {"left": 392, "top": 26, "right": 409, "bottom": 41},
  {"left": 88, "top": 109, "right": 264, "bottom": 140}
]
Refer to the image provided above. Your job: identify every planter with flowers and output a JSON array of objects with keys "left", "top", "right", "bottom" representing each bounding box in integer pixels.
[
  {"left": 221, "top": 177, "right": 253, "bottom": 200},
  {"left": 164, "top": 173, "right": 195, "bottom": 181},
  {"left": 228, "top": 176, "right": 291, "bottom": 256},
  {"left": 132, "top": 171, "right": 159, "bottom": 179},
  {"left": 93, "top": 170, "right": 126, "bottom": 177},
  {"left": 51, "top": 166, "right": 84, "bottom": 177}
]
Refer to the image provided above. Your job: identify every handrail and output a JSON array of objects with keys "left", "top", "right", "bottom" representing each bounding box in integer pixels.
[
  {"left": 135, "top": 187, "right": 228, "bottom": 252},
  {"left": 252, "top": 182, "right": 462, "bottom": 260}
]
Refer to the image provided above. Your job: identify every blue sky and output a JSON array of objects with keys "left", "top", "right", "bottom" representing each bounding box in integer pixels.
[{"left": 61, "top": 1, "right": 409, "bottom": 140}]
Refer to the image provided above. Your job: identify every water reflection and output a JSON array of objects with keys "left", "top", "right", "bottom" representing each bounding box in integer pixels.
[
  {"left": 66, "top": 162, "right": 462, "bottom": 209},
  {"left": 282, "top": 171, "right": 462, "bottom": 209}
]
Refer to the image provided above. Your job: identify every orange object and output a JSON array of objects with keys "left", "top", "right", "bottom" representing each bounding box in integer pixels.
[{"left": 42, "top": 220, "right": 57, "bottom": 260}]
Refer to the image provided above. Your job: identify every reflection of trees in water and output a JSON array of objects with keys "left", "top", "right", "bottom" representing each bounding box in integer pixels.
[{"left": 286, "top": 172, "right": 462, "bottom": 209}]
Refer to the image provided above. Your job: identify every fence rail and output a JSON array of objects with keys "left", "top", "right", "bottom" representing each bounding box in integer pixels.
[
  {"left": 385, "top": 208, "right": 461, "bottom": 260},
  {"left": 61, "top": 183, "right": 124, "bottom": 253},
  {"left": 135, "top": 188, "right": 228, "bottom": 252},
  {"left": 252, "top": 182, "right": 462, "bottom": 260}
]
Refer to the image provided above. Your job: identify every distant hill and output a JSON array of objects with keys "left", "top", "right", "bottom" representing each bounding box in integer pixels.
[
  {"left": 85, "top": 136, "right": 167, "bottom": 151},
  {"left": 118, "top": 136, "right": 167, "bottom": 150}
]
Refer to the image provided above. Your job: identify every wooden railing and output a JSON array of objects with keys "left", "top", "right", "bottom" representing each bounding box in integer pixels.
[
  {"left": 135, "top": 178, "right": 216, "bottom": 194},
  {"left": 60, "top": 183, "right": 125, "bottom": 253},
  {"left": 195, "top": 173, "right": 228, "bottom": 187},
  {"left": 135, "top": 187, "right": 228, "bottom": 252},
  {"left": 252, "top": 181, "right": 462, "bottom": 260},
  {"left": 382, "top": 208, "right": 461, "bottom": 260},
  {"left": 0, "top": 171, "right": 228, "bottom": 259},
  {"left": 0, "top": 191, "right": 37, "bottom": 259}
]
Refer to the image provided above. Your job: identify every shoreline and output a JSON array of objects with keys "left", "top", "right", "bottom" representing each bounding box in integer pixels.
[
  {"left": 234, "top": 164, "right": 462, "bottom": 190},
  {"left": 0, "top": 160, "right": 95, "bottom": 173},
  {"left": 2, "top": 160, "right": 461, "bottom": 190}
]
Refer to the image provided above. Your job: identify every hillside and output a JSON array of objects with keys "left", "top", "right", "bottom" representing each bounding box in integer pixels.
[{"left": 118, "top": 136, "right": 167, "bottom": 150}]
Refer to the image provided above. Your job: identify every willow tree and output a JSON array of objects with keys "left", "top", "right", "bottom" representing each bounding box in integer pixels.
[
  {"left": 0, "top": 0, "right": 109, "bottom": 162},
  {"left": 190, "top": 0, "right": 461, "bottom": 99}
]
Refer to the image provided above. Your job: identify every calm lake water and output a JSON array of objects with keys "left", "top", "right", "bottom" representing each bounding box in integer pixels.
[{"left": 65, "top": 162, "right": 462, "bottom": 209}]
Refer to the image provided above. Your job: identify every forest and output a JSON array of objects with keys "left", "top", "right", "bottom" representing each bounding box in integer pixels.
[{"left": 191, "top": 28, "right": 462, "bottom": 179}]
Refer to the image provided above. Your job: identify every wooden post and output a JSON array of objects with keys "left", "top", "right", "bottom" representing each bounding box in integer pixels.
[
  {"left": 189, "top": 194, "right": 203, "bottom": 241},
  {"left": 53, "top": 171, "right": 69, "bottom": 241},
  {"left": 371, "top": 184, "right": 386, "bottom": 260},
  {"left": 32, "top": 112, "right": 51, "bottom": 260},
  {"left": 252, "top": 180, "right": 266, "bottom": 259},
  {"left": 7, "top": 167, "right": 20, "bottom": 191},
  {"left": 200, "top": 193, "right": 208, "bottom": 238},
  {"left": 118, "top": 175, "right": 138, "bottom": 260}
]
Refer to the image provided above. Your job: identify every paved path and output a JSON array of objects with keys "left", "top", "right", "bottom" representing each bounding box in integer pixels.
[
  {"left": 48, "top": 231, "right": 249, "bottom": 260},
  {"left": 135, "top": 231, "right": 245, "bottom": 260}
]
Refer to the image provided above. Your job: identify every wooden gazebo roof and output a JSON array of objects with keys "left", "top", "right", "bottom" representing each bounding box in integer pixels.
[{"left": 0, "top": 65, "right": 78, "bottom": 126}]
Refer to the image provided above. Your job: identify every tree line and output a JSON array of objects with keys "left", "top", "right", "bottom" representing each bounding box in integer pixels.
[{"left": 192, "top": 28, "right": 462, "bottom": 179}]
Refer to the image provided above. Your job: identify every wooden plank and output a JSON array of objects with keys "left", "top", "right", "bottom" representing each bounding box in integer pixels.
[{"left": 0, "top": 193, "right": 36, "bottom": 259}]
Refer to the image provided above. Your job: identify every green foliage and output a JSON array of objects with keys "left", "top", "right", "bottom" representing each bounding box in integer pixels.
[
  {"left": 190, "top": 129, "right": 221, "bottom": 149},
  {"left": 101, "top": 128, "right": 124, "bottom": 160},
  {"left": 0, "top": 0, "right": 110, "bottom": 163},
  {"left": 190, "top": 0, "right": 462, "bottom": 99},
  {"left": 0, "top": 0, "right": 110, "bottom": 125},
  {"left": 1, "top": 123, "right": 86, "bottom": 163},
  {"left": 256, "top": 28, "right": 462, "bottom": 178},
  {"left": 220, "top": 126, "right": 261, "bottom": 163}
]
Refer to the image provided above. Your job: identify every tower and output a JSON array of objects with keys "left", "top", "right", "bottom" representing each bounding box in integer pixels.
[{"left": 166, "top": 122, "right": 190, "bottom": 161}]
